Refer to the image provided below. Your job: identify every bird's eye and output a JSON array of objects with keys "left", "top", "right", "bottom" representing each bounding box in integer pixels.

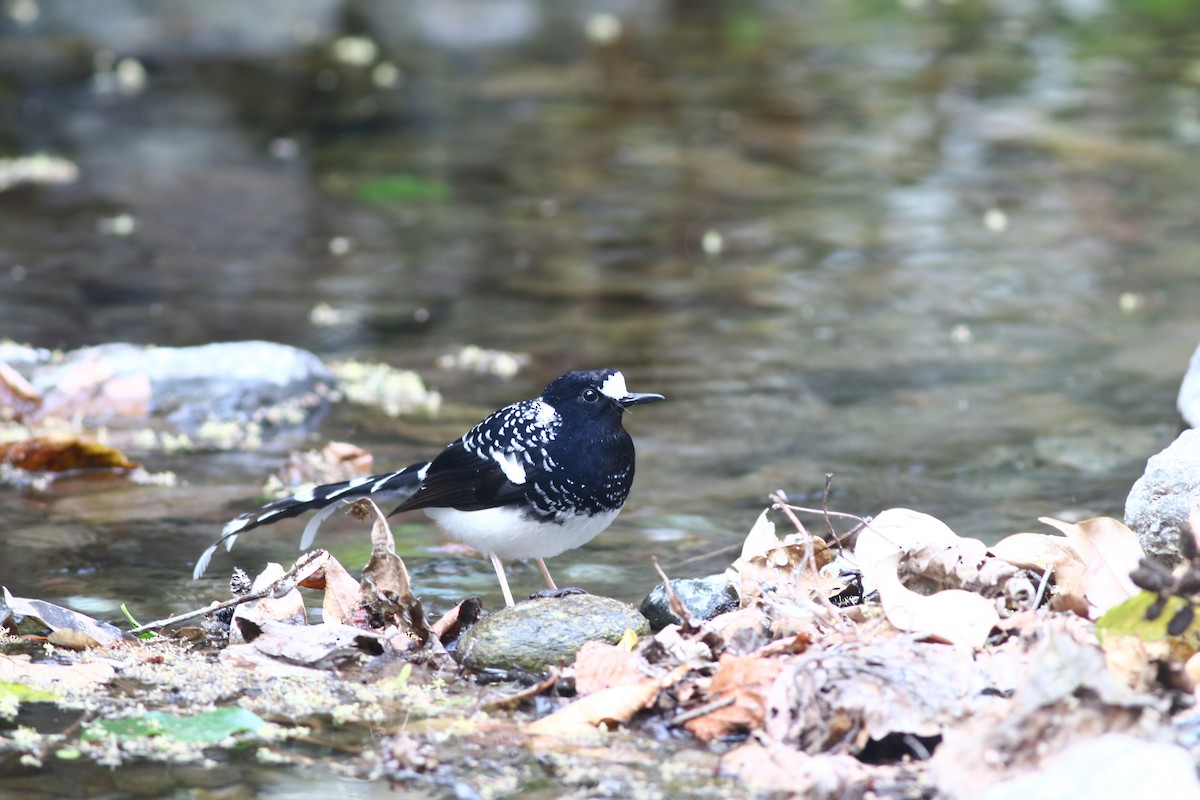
[{"left": 582, "top": 388, "right": 600, "bottom": 403}]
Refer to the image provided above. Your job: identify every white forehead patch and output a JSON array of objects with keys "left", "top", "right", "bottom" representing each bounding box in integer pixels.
[{"left": 599, "top": 371, "right": 628, "bottom": 401}]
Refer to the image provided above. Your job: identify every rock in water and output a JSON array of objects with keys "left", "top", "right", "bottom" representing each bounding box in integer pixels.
[
  {"left": 1125, "top": 429, "right": 1200, "bottom": 563},
  {"left": 456, "top": 594, "right": 650, "bottom": 673},
  {"left": 638, "top": 575, "right": 740, "bottom": 630}
]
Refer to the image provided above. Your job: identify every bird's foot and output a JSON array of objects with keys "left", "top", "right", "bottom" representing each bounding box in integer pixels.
[{"left": 528, "top": 587, "right": 588, "bottom": 601}]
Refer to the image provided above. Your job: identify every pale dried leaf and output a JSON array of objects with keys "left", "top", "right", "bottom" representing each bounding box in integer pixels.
[
  {"left": 732, "top": 511, "right": 839, "bottom": 604},
  {"left": 989, "top": 532, "right": 1083, "bottom": 572},
  {"left": 1039, "top": 516, "right": 1143, "bottom": 614},
  {"left": 865, "top": 550, "right": 998, "bottom": 648},
  {"left": 2, "top": 587, "right": 125, "bottom": 645},
  {"left": 720, "top": 741, "right": 864, "bottom": 794},
  {"left": 0, "top": 653, "right": 115, "bottom": 687},
  {"left": 526, "top": 679, "right": 662, "bottom": 741},
  {"left": 238, "top": 619, "right": 384, "bottom": 667},
  {"left": 573, "top": 641, "right": 646, "bottom": 695},
  {"left": 230, "top": 563, "right": 306, "bottom": 640}
]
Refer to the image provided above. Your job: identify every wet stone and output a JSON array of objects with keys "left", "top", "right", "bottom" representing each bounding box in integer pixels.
[
  {"left": 638, "top": 575, "right": 740, "bottom": 631},
  {"left": 1126, "top": 429, "right": 1200, "bottom": 564},
  {"left": 456, "top": 594, "right": 650, "bottom": 674}
]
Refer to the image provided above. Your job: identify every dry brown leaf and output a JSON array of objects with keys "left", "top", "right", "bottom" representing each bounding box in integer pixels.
[
  {"left": 719, "top": 739, "right": 864, "bottom": 794},
  {"left": 293, "top": 553, "right": 362, "bottom": 625},
  {"left": 2, "top": 587, "right": 125, "bottom": 645},
  {"left": 732, "top": 510, "right": 840, "bottom": 604},
  {"left": 239, "top": 619, "right": 385, "bottom": 667},
  {"left": 525, "top": 679, "right": 662, "bottom": 741},
  {"left": 0, "top": 653, "right": 116, "bottom": 687},
  {"left": 573, "top": 640, "right": 646, "bottom": 695},
  {"left": 357, "top": 498, "right": 429, "bottom": 643},
  {"left": 0, "top": 437, "right": 139, "bottom": 473},
  {"left": 1039, "top": 516, "right": 1143, "bottom": 615},
  {"left": 683, "top": 653, "right": 788, "bottom": 742},
  {"left": 280, "top": 441, "right": 374, "bottom": 489}
]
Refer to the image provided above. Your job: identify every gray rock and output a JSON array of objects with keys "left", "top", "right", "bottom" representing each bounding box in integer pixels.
[
  {"left": 639, "top": 575, "right": 740, "bottom": 631},
  {"left": 1180, "top": 342, "right": 1200, "bottom": 427},
  {"left": 456, "top": 594, "right": 650, "bottom": 674},
  {"left": 30, "top": 341, "right": 331, "bottom": 430},
  {"left": 1125, "top": 429, "right": 1200, "bottom": 563}
]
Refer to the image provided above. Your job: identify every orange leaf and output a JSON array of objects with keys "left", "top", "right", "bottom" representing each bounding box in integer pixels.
[{"left": 683, "top": 653, "right": 787, "bottom": 742}]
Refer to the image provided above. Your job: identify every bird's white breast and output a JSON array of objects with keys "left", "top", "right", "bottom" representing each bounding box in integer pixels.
[{"left": 424, "top": 505, "right": 621, "bottom": 560}]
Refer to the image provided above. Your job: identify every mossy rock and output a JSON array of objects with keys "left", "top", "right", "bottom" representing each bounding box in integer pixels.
[{"left": 456, "top": 594, "right": 649, "bottom": 673}]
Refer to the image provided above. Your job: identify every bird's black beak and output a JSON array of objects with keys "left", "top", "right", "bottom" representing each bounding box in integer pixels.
[{"left": 619, "top": 391, "right": 665, "bottom": 408}]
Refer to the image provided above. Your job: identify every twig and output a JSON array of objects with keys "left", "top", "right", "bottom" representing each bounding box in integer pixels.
[
  {"left": 669, "top": 695, "right": 735, "bottom": 726},
  {"left": 769, "top": 491, "right": 843, "bottom": 617},
  {"left": 128, "top": 560, "right": 308, "bottom": 635},
  {"left": 652, "top": 556, "right": 698, "bottom": 630},
  {"left": 1032, "top": 563, "right": 1054, "bottom": 609},
  {"left": 482, "top": 667, "right": 561, "bottom": 711},
  {"left": 821, "top": 474, "right": 842, "bottom": 548}
]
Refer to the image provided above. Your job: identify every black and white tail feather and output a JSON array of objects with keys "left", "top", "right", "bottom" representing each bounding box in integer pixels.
[
  {"left": 192, "top": 368, "right": 663, "bottom": 607},
  {"left": 191, "top": 464, "right": 429, "bottom": 581}
]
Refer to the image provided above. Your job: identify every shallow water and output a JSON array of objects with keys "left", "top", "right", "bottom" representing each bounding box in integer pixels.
[{"left": 2, "top": 0, "right": 1200, "bottom": 791}]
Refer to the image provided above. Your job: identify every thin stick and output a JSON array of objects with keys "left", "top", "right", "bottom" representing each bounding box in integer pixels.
[
  {"left": 1032, "top": 563, "right": 1054, "bottom": 609},
  {"left": 821, "top": 474, "right": 842, "bottom": 548},
  {"left": 128, "top": 561, "right": 307, "bottom": 635},
  {"left": 669, "top": 696, "right": 735, "bottom": 726},
  {"left": 770, "top": 491, "right": 842, "bottom": 617}
]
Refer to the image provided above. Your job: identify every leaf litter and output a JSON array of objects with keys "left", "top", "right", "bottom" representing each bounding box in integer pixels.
[{"left": 4, "top": 490, "right": 1200, "bottom": 797}]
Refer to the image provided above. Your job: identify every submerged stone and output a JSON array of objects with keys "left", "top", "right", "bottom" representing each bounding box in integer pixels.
[
  {"left": 456, "top": 594, "right": 649, "bottom": 673},
  {"left": 638, "top": 575, "right": 740, "bottom": 630}
]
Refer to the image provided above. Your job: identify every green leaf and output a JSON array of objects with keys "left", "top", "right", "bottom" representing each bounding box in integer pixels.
[
  {"left": 84, "top": 706, "right": 265, "bottom": 745},
  {"left": 1096, "top": 590, "right": 1200, "bottom": 641},
  {"left": 357, "top": 175, "right": 451, "bottom": 203},
  {"left": 0, "top": 681, "right": 59, "bottom": 704}
]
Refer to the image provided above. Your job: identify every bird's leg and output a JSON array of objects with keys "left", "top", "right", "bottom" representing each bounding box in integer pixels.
[
  {"left": 490, "top": 554, "right": 516, "bottom": 608},
  {"left": 536, "top": 558, "right": 558, "bottom": 591},
  {"left": 529, "top": 558, "right": 588, "bottom": 600}
]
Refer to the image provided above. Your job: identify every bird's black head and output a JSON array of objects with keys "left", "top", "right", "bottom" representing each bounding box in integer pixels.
[{"left": 540, "top": 369, "right": 664, "bottom": 416}]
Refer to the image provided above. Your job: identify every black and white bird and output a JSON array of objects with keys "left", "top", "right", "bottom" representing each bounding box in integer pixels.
[{"left": 193, "top": 369, "right": 663, "bottom": 607}]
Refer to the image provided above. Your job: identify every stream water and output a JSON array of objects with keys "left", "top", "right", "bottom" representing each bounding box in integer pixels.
[{"left": 2, "top": 1, "right": 1200, "bottom": 796}]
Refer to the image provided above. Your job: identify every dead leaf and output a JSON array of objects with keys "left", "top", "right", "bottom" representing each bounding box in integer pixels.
[
  {"left": 989, "top": 532, "right": 1083, "bottom": 572},
  {"left": 279, "top": 441, "right": 374, "bottom": 489},
  {"left": 526, "top": 679, "right": 662, "bottom": 742},
  {"left": 1039, "top": 516, "right": 1143, "bottom": 615},
  {"left": 230, "top": 563, "right": 307, "bottom": 639},
  {"left": 573, "top": 640, "right": 646, "bottom": 695},
  {"left": 720, "top": 739, "right": 864, "bottom": 794},
  {"left": 294, "top": 552, "right": 361, "bottom": 625},
  {"left": 855, "top": 538, "right": 999, "bottom": 649},
  {"left": 683, "top": 653, "right": 787, "bottom": 742},
  {"left": 0, "top": 653, "right": 115, "bottom": 687},
  {"left": 0, "top": 437, "right": 139, "bottom": 473},
  {"left": 731, "top": 510, "right": 840, "bottom": 604},
  {"left": 236, "top": 619, "right": 384, "bottom": 667},
  {"left": 2, "top": 587, "right": 125, "bottom": 645},
  {"left": 429, "top": 597, "right": 483, "bottom": 647},
  {"left": 358, "top": 499, "right": 429, "bottom": 643},
  {"left": 0, "top": 360, "right": 40, "bottom": 421},
  {"left": 35, "top": 356, "right": 151, "bottom": 421}
]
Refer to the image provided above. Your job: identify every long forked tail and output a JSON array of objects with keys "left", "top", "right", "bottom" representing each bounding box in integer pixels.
[{"left": 192, "top": 462, "right": 428, "bottom": 579}]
